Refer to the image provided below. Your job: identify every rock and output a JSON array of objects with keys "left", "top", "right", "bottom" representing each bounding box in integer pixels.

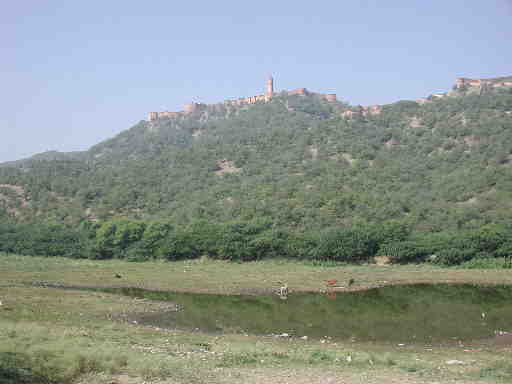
[{"left": 446, "top": 360, "right": 466, "bottom": 365}]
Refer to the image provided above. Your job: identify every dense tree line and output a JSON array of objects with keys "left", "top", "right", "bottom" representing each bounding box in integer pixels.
[{"left": 1, "top": 218, "right": 511, "bottom": 266}]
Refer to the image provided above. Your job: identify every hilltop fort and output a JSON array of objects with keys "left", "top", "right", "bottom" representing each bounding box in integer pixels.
[
  {"left": 413, "top": 76, "right": 512, "bottom": 104},
  {"left": 147, "top": 75, "right": 337, "bottom": 121},
  {"left": 147, "top": 75, "right": 512, "bottom": 121}
]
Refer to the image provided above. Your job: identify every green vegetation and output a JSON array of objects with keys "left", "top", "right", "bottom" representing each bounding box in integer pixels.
[
  {"left": 1, "top": 83, "right": 512, "bottom": 263},
  {"left": 1, "top": 219, "right": 512, "bottom": 266}
]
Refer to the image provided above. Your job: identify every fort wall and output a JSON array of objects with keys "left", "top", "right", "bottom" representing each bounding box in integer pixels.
[
  {"left": 184, "top": 102, "right": 206, "bottom": 114},
  {"left": 147, "top": 75, "right": 337, "bottom": 121},
  {"left": 287, "top": 88, "right": 308, "bottom": 96},
  {"left": 455, "top": 77, "right": 512, "bottom": 90}
]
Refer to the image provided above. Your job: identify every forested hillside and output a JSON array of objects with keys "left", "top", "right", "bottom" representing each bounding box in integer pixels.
[{"left": 2, "top": 79, "right": 512, "bottom": 264}]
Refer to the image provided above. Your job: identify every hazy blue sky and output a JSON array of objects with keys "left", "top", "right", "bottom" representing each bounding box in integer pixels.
[{"left": 2, "top": 0, "right": 511, "bottom": 162}]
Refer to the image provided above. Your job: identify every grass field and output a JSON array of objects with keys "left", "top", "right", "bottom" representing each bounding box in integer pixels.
[
  {"left": 1, "top": 253, "right": 512, "bottom": 383},
  {"left": 2, "top": 253, "right": 512, "bottom": 294}
]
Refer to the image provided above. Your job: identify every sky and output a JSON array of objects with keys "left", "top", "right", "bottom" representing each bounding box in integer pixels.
[{"left": 1, "top": 0, "right": 511, "bottom": 162}]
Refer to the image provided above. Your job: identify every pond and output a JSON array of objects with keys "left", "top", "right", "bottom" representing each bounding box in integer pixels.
[{"left": 100, "top": 284, "right": 512, "bottom": 345}]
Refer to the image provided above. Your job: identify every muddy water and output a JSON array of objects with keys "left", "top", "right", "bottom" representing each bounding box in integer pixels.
[{"left": 104, "top": 284, "right": 512, "bottom": 344}]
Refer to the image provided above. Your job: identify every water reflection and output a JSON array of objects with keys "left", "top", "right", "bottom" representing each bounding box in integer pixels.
[{"left": 102, "top": 284, "right": 512, "bottom": 344}]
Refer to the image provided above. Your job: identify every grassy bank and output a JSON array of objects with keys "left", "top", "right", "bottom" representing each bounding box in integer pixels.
[{"left": 1, "top": 253, "right": 512, "bottom": 383}]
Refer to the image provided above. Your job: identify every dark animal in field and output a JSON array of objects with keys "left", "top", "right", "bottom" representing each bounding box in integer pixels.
[
  {"left": 115, "top": 273, "right": 122, "bottom": 278},
  {"left": 348, "top": 278, "right": 355, "bottom": 287}
]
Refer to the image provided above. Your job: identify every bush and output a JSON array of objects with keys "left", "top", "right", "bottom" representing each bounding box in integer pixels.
[
  {"left": 0, "top": 352, "right": 54, "bottom": 384},
  {"left": 208, "top": 219, "right": 282, "bottom": 261},
  {"left": 94, "top": 219, "right": 146, "bottom": 259},
  {"left": 307, "top": 227, "right": 377, "bottom": 263},
  {"left": 433, "top": 248, "right": 477, "bottom": 266},
  {"left": 379, "top": 241, "right": 430, "bottom": 264},
  {"left": 284, "top": 232, "right": 318, "bottom": 260},
  {"left": 0, "top": 222, "right": 90, "bottom": 259},
  {"left": 496, "top": 242, "right": 512, "bottom": 258},
  {"left": 157, "top": 231, "right": 201, "bottom": 261},
  {"left": 245, "top": 230, "right": 289, "bottom": 260},
  {"left": 460, "top": 225, "right": 508, "bottom": 254}
]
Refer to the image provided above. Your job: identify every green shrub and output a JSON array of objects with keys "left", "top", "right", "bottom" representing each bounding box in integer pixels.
[
  {"left": 94, "top": 219, "right": 146, "bottom": 259},
  {"left": 0, "top": 352, "right": 54, "bottom": 384},
  {"left": 308, "top": 350, "right": 335, "bottom": 363},
  {"left": 433, "top": 248, "right": 477, "bottom": 266},
  {"left": 308, "top": 227, "right": 377, "bottom": 263},
  {"left": 379, "top": 241, "right": 430, "bottom": 264},
  {"left": 214, "top": 219, "right": 277, "bottom": 261},
  {"left": 157, "top": 231, "right": 201, "bottom": 261}
]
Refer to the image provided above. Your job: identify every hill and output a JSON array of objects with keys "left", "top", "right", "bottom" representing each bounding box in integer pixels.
[{"left": 1, "top": 76, "right": 512, "bottom": 263}]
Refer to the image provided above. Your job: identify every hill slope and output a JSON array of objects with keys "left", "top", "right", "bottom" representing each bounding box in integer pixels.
[{"left": 2, "top": 78, "right": 512, "bottom": 234}]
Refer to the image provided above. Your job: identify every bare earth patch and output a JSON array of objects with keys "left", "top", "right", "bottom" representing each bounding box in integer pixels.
[
  {"left": 385, "top": 138, "right": 400, "bottom": 149},
  {"left": 0, "top": 184, "right": 29, "bottom": 216},
  {"left": 409, "top": 116, "right": 422, "bottom": 129},
  {"left": 329, "top": 152, "right": 357, "bottom": 166},
  {"left": 456, "top": 197, "right": 478, "bottom": 206},
  {"left": 215, "top": 160, "right": 242, "bottom": 176},
  {"left": 308, "top": 146, "right": 319, "bottom": 160}
]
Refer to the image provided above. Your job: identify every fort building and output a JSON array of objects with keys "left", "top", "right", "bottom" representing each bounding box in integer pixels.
[
  {"left": 148, "top": 75, "right": 337, "bottom": 121},
  {"left": 455, "top": 77, "right": 512, "bottom": 90}
]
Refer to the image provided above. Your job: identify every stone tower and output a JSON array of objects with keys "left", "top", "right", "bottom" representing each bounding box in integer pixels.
[{"left": 266, "top": 74, "right": 274, "bottom": 100}]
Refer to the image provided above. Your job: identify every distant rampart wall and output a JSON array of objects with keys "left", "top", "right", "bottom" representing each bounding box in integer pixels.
[
  {"left": 455, "top": 77, "right": 512, "bottom": 89},
  {"left": 148, "top": 103, "right": 207, "bottom": 121},
  {"left": 148, "top": 77, "right": 337, "bottom": 121}
]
